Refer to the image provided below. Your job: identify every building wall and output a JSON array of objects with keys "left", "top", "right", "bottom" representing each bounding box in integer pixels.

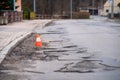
[
  {"left": 103, "top": 0, "right": 120, "bottom": 16},
  {"left": 79, "top": 0, "right": 106, "bottom": 9},
  {"left": 78, "top": 0, "right": 107, "bottom": 15},
  {"left": 15, "top": 0, "right": 21, "bottom": 12}
]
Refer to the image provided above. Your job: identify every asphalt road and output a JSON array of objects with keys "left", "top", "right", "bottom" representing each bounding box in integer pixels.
[{"left": 0, "top": 18, "right": 120, "bottom": 80}]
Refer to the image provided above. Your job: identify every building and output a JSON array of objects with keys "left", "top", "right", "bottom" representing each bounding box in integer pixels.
[
  {"left": 78, "top": 0, "right": 107, "bottom": 15},
  {"left": 15, "top": 0, "right": 22, "bottom": 12},
  {"left": 0, "top": 0, "right": 22, "bottom": 24},
  {"left": 103, "top": 0, "right": 120, "bottom": 16}
]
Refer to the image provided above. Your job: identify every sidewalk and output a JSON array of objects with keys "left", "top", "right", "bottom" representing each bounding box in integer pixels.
[{"left": 0, "top": 20, "right": 51, "bottom": 63}]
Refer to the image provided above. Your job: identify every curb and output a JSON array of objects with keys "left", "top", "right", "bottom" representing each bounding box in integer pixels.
[
  {"left": 0, "top": 20, "right": 53, "bottom": 64},
  {"left": 0, "top": 32, "right": 32, "bottom": 64},
  {"left": 43, "top": 20, "right": 54, "bottom": 27}
]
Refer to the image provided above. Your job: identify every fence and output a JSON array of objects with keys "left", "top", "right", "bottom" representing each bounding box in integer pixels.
[
  {"left": 36, "top": 14, "right": 69, "bottom": 19},
  {"left": 0, "top": 11, "right": 22, "bottom": 24}
]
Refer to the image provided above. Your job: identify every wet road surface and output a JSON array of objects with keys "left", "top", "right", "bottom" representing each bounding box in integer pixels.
[{"left": 0, "top": 19, "right": 120, "bottom": 80}]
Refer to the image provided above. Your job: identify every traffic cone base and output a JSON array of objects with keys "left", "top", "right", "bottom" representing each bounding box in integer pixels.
[{"left": 35, "top": 42, "right": 42, "bottom": 47}]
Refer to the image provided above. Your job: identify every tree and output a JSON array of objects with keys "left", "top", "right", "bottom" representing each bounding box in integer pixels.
[
  {"left": 0, "top": 0, "right": 14, "bottom": 10},
  {"left": 22, "top": 0, "right": 104, "bottom": 16},
  {"left": 23, "top": 7, "right": 31, "bottom": 12}
]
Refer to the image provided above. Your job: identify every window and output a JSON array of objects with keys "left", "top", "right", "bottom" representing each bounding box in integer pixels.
[{"left": 106, "top": 9, "right": 109, "bottom": 13}]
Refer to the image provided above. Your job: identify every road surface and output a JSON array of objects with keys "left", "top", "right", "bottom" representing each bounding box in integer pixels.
[{"left": 0, "top": 17, "right": 120, "bottom": 80}]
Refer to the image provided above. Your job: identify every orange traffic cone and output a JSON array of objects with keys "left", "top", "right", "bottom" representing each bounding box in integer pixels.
[{"left": 35, "top": 34, "right": 42, "bottom": 47}]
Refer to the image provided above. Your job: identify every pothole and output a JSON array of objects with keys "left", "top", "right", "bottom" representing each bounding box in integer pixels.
[
  {"left": 55, "top": 60, "right": 120, "bottom": 73},
  {"left": 49, "top": 40, "right": 63, "bottom": 43},
  {"left": 44, "top": 50, "right": 68, "bottom": 53},
  {"left": 42, "top": 55, "right": 59, "bottom": 61},
  {"left": 76, "top": 48, "right": 88, "bottom": 53},
  {"left": 63, "top": 45, "right": 77, "bottom": 48},
  {"left": 40, "top": 32, "right": 63, "bottom": 35}
]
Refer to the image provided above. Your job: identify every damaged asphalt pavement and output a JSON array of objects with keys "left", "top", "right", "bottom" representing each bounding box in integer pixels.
[{"left": 0, "top": 17, "right": 120, "bottom": 80}]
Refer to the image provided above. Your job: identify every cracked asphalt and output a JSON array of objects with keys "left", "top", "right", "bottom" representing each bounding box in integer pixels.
[{"left": 0, "top": 18, "right": 120, "bottom": 80}]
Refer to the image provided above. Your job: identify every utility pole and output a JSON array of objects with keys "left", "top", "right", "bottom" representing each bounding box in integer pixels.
[
  {"left": 33, "top": 0, "right": 36, "bottom": 13},
  {"left": 111, "top": 0, "right": 114, "bottom": 18},
  {"left": 92, "top": 0, "right": 94, "bottom": 17},
  {"left": 70, "top": 0, "right": 73, "bottom": 19},
  {"left": 100, "top": 0, "right": 103, "bottom": 16},
  {"left": 13, "top": 0, "right": 16, "bottom": 11}
]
